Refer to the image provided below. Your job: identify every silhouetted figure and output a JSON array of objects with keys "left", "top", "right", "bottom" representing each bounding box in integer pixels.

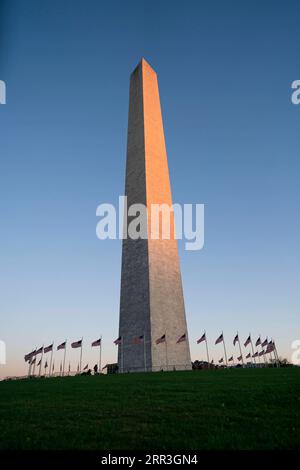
[{"left": 93, "top": 364, "right": 98, "bottom": 375}]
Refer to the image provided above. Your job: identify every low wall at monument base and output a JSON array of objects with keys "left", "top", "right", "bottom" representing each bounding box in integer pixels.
[{"left": 118, "top": 363, "right": 192, "bottom": 373}]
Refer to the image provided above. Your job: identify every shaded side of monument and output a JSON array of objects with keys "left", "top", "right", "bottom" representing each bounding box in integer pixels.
[{"left": 118, "top": 59, "right": 191, "bottom": 372}]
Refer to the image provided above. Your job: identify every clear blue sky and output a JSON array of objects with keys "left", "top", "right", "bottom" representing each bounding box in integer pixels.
[{"left": 0, "top": 0, "right": 299, "bottom": 378}]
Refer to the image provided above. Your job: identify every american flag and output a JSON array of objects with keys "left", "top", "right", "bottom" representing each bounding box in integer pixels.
[
  {"left": 44, "top": 344, "right": 53, "bottom": 353},
  {"left": 37, "top": 360, "right": 41, "bottom": 366},
  {"left": 132, "top": 335, "right": 144, "bottom": 344},
  {"left": 215, "top": 334, "right": 223, "bottom": 345},
  {"left": 114, "top": 336, "right": 122, "bottom": 345},
  {"left": 35, "top": 347, "right": 43, "bottom": 355},
  {"left": 83, "top": 364, "right": 88, "bottom": 371},
  {"left": 266, "top": 342, "right": 275, "bottom": 353},
  {"left": 252, "top": 351, "right": 259, "bottom": 358},
  {"left": 91, "top": 338, "right": 101, "bottom": 347},
  {"left": 237, "top": 355, "right": 243, "bottom": 361},
  {"left": 233, "top": 334, "right": 239, "bottom": 346},
  {"left": 246, "top": 352, "right": 251, "bottom": 359},
  {"left": 177, "top": 333, "right": 186, "bottom": 344},
  {"left": 156, "top": 334, "right": 166, "bottom": 345},
  {"left": 197, "top": 333, "right": 206, "bottom": 344},
  {"left": 244, "top": 335, "right": 251, "bottom": 347},
  {"left": 31, "top": 357, "right": 36, "bottom": 364},
  {"left": 71, "top": 340, "right": 82, "bottom": 349},
  {"left": 228, "top": 356, "right": 233, "bottom": 362},
  {"left": 44, "top": 361, "right": 48, "bottom": 368},
  {"left": 259, "top": 350, "right": 265, "bottom": 356},
  {"left": 255, "top": 337, "right": 261, "bottom": 347},
  {"left": 24, "top": 350, "right": 36, "bottom": 362},
  {"left": 218, "top": 358, "right": 223, "bottom": 363},
  {"left": 261, "top": 338, "right": 268, "bottom": 347},
  {"left": 57, "top": 341, "right": 66, "bottom": 350}
]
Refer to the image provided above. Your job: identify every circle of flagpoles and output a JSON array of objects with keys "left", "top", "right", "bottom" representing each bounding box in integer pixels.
[{"left": 24, "top": 330, "right": 280, "bottom": 378}]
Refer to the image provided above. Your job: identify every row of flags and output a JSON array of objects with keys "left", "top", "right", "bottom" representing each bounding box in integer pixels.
[
  {"left": 113, "top": 333, "right": 186, "bottom": 345},
  {"left": 25, "top": 332, "right": 276, "bottom": 359},
  {"left": 217, "top": 347, "right": 273, "bottom": 364},
  {"left": 197, "top": 332, "right": 278, "bottom": 365},
  {"left": 24, "top": 337, "right": 103, "bottom": 377},
  {"left": 114, "top": 332, "right": 276, "bottom": 354},
  {"left": 24, "top": 338, "right": 102, "bottom": 362},
  {"left": 24, "top": 331, "right": 279, "bottom": 375},
  {"left": 212, "top": 332, "right": 274, "bottom": 349},
  {"left": 201, "top": 332, "right": 276, "bottom": 352},
  {"left": 114, "top": 331, "right": 279, "bottom": 370},
  {"left": 26, "top": 358, "right": 91, "bottom": 372}
]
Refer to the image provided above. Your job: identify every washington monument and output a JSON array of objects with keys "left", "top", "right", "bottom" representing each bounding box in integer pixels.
[{"left": 118, "top": 59, "right": 191, "bottom": 372}]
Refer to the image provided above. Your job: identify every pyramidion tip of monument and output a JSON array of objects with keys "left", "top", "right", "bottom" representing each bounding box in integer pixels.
[
  {"left": 132, "top": 57, "right": 156, "bottom": 75},
  {"left": 141, "top": 57, "right": 156, "bottom": 71},
  {"left": 140, "top": 57, "right": 150, "bottom": 66}
]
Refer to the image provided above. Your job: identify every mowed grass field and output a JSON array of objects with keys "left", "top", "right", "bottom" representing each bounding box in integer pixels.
[{"left": 0, "top": 368, "right": 299, "bottom": 450}]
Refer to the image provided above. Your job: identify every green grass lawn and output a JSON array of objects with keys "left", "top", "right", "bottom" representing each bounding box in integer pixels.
[{"left": 0, "top": 368, "right": 299, "bottom": 450}]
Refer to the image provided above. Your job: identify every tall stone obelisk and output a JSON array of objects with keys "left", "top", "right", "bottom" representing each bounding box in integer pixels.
[{"left": 118, "top": 58, "right": 191, "bottom": 372}]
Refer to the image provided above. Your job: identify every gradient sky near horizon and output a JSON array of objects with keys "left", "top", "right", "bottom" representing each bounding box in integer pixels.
[{"left": 0, "top": 0, "right": 299, "bottom": 378}]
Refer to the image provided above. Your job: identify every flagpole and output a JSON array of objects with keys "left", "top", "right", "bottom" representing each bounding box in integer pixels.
[
  {"left": 237, "top": 332, "right": 244, "bottom": 366},
  {"left": 270, "top": 340, "right": 276, "bottom": 366},
  {"left": 99, "top": 336, "right": 102, "bottom": 373},
  {"left": 272, "top": 339, "right": 280, "bottom": 367},
  {"left": 272, "top": 339, "right": 278, "bottom": 365},
  {"left": 272, "top": 349, "right": 276, "bottom": 366},
  {"left": 33, "top": 346, "right": 37, "bottom": 376},
  {"left": 256, "top": 344, "right": 261, "bottom": 365},
  {"left": 28, "top": 358, "right": 32, "bottom": 377},
  {"left": 263, "top": 349, "right": 267, "bottom": 365},
  {"left": 275, "top": 345, "right": 280, "bottom": 367},
  {"left": 250, "top": 334, "right": 256, "bottom": 365},
  {"left": 143, "top": 331, "right": 147, "bottom": 372},
  {"left": 255, "top": 335, "right": 260, "bottom": 366},
  {"left": 222, "top": 331, "right": 228, "bottom": 366},
  {"left": 265, "top": 338, "right": 270, "bottom": 365},
  {"left": 79, "top": 337, "right": 83, "bottom": 373},
  {"left": 260, "top": 337, "right": 266, "bottom": 365},
  {"left": 49, "top": 341, "right": 54, "bottom": 378},
  {"left": 270, "top": 348, "right": 275, "bottom": 366},
  {"left": 204, "top": 331, "right": 210, "bottom": 364},
  {"left": 39, "top": 345, "right": 44, "bottom": 377},
  {"left": 62, "top": 339, "right": 67, "bottom": 377},
  {"left": 165, "top": 331, "right": 169, "bottom": 371}
]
